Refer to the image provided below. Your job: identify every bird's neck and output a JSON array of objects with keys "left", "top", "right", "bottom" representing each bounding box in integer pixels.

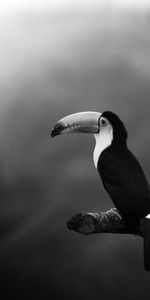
[{"left": 93, "top": 130, "right": 113, "bottom": 168}]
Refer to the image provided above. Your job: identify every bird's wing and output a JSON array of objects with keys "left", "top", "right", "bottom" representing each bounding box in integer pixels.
[{"left": 98, "top": 146, "right": 150, "bottom": 226}]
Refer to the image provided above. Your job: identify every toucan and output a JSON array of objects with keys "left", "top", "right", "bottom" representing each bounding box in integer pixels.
[{"left": 51, "top": 111, "right": 150, "bottom": 229}]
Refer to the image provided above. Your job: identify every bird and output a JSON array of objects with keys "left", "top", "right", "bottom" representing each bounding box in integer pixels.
[{"left": 51, "top": 111, "right": 150, "bottom": 229}]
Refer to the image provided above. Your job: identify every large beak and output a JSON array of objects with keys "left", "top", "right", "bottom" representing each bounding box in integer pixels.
[{"left": 51, "top": 111, "right": 101, "bottom": 138}]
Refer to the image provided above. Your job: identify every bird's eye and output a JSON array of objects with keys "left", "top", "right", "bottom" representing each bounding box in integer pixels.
[{"left": 100, "top": 118, "right": 107, "bottom": 126}]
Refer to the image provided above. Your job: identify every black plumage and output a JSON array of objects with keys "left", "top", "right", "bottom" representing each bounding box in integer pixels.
[{"left": 97, "top": 111, "right": 150, "bottom": 228}]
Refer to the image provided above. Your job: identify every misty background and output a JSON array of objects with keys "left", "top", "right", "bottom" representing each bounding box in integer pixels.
[{"left": 0, "top": 1, "right": 150, "bottom": 299}]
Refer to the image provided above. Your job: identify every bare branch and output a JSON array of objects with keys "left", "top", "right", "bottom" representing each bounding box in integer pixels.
[{"left": 67, "top": 208, "right": 143, "bottom": 237}]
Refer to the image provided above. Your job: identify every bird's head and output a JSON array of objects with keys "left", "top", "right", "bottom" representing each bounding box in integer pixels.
[
  {"left": 51, "top": 111, "right": 127, "bottom": 167},
  {"left": 99, "top": 111, "right": 128, "bottom": 146}
]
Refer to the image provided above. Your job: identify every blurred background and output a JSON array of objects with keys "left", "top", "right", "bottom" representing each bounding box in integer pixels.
[{"left": 0, "top": 0, "right": 150, "bottom": 299}]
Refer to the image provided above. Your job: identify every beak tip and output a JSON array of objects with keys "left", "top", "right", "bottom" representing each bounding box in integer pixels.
[
  {"left": 51, "top": 122, "right": 63, "bottom": 138},
  {"left": 51, "top": 128, "right": 57, "bottom": 138},
  {"left": 51, "top": 129, "right": 55, "bottom": 138}
]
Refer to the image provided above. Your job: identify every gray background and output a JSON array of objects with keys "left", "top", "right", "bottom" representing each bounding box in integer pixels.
[{"left": 0, "top": 1, "right": 150, "bottom": 299}]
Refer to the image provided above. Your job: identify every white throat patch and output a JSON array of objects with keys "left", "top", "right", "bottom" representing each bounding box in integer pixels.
[{"left": 93, "top": 128, "right": 113, "bottom": 168}]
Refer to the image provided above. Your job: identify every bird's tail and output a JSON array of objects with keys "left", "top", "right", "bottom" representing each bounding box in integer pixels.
[{"left": 143, "top": 216, "right": 150, "bottom": 271}]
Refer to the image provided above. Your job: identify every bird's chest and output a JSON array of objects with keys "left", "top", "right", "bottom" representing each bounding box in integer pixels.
[
  {"left": 93, "top": 133, "right": 112, "bottom": 168},
  {"left": 93, "top": 143, "right": 104, "bottom": 169}
]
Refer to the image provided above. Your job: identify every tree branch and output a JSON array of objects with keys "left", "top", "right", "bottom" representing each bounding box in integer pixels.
[{"left": 67, "top": 208, "right": 143, "bottom": 237}]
